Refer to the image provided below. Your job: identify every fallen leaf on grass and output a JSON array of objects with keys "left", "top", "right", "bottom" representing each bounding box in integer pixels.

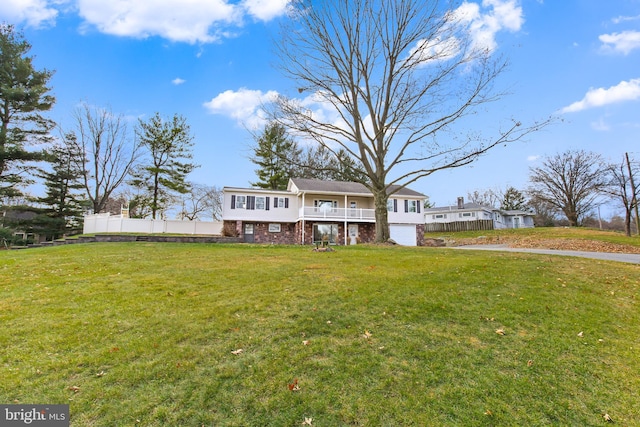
[
  {"left": 577, "top": 331, "right": 584, "bottom": 337},
  {"left": 231, "top": 349, "right": 244, "bottom": 355},
  {"left": 288, "top": 378, "right": 300, "bottom": 392},
  {"left": 302, "top": 340, "right": 310, "bottom": 346},
  {"left": 603, "top": 413, "right": 613, "bottom": 422},
  {"left": 96, "top": 371, "right": 105, "bottom": 377},
  {"left": 484, "top": 409, "right": 493, "bottom": 416},
  {"left": 68, "top": 386, "right": 80, "bottom": 393},
  {"left": 495, "top": 329, "right": 506, "bottom": 336},
  {"left": 302, "top": 417, "right": 313, "bottom": 425},
  {"left": 363, "top": 330, "right": 372, "bottom": 339}
]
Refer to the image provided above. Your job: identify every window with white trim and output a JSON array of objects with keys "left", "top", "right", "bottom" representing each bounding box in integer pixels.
[
  {"left": 255, "top": 196, "right": 266, "bottom": 210},
  {"left": 314, "top": 200, "right": 338, "bottom": 212},
  {"left": 313, "top": 224, "right": 338, "bottom": 244},
  {"left": 235, "top": 195, "right": 246, "bottom": 209},
  {"left": 268, "top": 224, "right": 281, "bottom": 232}
]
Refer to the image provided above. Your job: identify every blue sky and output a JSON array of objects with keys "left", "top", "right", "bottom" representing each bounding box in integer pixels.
[{"left": 2, "top": 0, "right": 640, "bottom": 217}]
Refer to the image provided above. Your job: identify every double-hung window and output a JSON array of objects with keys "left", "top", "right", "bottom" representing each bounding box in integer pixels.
[
  {"left": 235, "top": 195, "right": 246, "bottom": 209},
  {"left": 231, "top": 195, "right": 269, "bottom": 210}
]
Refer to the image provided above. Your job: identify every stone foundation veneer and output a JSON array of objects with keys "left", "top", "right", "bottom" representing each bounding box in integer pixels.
[
  {"left": 225, "top": 220, "right": 422, "bottom": 246},
  {"left": 252, "top": 222, "right": 298, "bottom": 244}
]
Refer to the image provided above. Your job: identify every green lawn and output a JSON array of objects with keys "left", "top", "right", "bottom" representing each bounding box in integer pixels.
[{"left": 1, "top": 243, "right": 639, "bottom": 426}]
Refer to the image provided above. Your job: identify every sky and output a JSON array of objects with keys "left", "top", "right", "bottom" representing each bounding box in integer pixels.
[{"left": 2, "top": 0, "right": 640, "bottom": 218}]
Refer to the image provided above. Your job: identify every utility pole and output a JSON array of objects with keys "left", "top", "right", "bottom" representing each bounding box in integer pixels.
[{"left": 625, "top": 152, "right": 640, "bottom": 235}]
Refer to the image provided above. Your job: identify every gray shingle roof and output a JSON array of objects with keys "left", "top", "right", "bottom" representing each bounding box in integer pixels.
[{"left": 289, "top": 178, "right": 425, "bottom": 197}]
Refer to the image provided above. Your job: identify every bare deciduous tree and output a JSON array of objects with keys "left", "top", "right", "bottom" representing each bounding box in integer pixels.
[
  {"left": 466, "top": 188, "right": 501, "bottom": 208},
  {"left": 274, "top": 0, "right": 549, "bottom": 242},
  {"left": 178, "top": 183, "right": 223, "bottom": 221},
  {"left": 602, "top": 154, "right": 639, "bottom": 236},
  {"left": 69, "top": 103, "right": 140, "bottom": 213},
  {"left": 528, "top": 150, "right": 607, "bottom": 227}
]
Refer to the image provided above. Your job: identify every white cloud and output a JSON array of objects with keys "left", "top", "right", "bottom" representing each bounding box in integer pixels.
[
  {"left": 599, "top": 31, "right": 640, "bottom": 55},
  {"left": 0, "top": 0, "right": 59, "bottom": 28},
  {"left": 527, "top": 155, "right": 540, "bottom": 162},
  {"left": 409, "top": 0, "right": 523, "bottom": 65},
  {"left": 241, "top": 0, "right": 290, "bottom": 21},
  {"left": 560, "top": 78, "right": 640, "bottom": 113},
  {"left": 452, "top": 0, "right": 524, "bottom": 53},
  {"left": 76, "top": 0, "right": 242, "bottom": 43},
  {"left": 612, "top": 14, "right": 640, "bottom": 24},
  {"left": 2, "top": 0, "right": 290, "bottom": 43},
  {"left": 172, "top": 77, "right": 186, "bottom": 85},
  {"left": 203, "top": 88, "right": 279, "bottom": 128},
  {"left": 590, "top": 117, "right": 610, "bottom": 131},
  {"left": 409, "top": 36, "right": 461, "bottom": 64}
]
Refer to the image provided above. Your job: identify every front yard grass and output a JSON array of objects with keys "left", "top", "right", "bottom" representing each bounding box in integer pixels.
[{"left": 1, "top": 243, "right": 639, "bottom": 426}]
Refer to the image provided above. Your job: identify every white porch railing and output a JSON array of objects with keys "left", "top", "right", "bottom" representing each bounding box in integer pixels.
[{"left": 299, "top": 207, "right": 376, "bottom": 221}]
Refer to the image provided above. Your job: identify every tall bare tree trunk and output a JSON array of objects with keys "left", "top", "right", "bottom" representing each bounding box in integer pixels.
[{"left": 373, "top": 187, "right": 390, "bottom": 243}]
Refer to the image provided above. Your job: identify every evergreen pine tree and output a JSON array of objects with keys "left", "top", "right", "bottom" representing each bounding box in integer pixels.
[
  {"left": 250, "top": 122, "right": 301, "bottom": 190},
  {"left": 501, "top": 186, "right": 527, "bottom": 210},
  {"left": 131, "top": 113, "right": 197, "bottom": 219},
  {"left": 34, "top": 138, "right": 87, "bottom": 238},
  {"left": 0, "top": 24, "right": 55, "bottom": 198}
]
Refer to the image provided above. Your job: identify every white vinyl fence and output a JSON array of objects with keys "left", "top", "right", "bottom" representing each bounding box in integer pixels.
[{"left": 83, "top": 213, "right": 223, "bottom": 235}]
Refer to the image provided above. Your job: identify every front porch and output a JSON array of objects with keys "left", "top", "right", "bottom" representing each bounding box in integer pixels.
[{"left": 298, "top": 206, "right": 376, "bottom": 222}]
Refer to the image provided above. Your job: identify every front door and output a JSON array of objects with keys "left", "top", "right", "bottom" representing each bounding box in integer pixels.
[
  {"left": 348, "top": 224, "right": 358, "bottom": 245},
  {"left": 513, "top": 217, "right": 521, "bottom": 229},
  {"left": 244, "top": 223, "right": 255, "bottom": 243}
]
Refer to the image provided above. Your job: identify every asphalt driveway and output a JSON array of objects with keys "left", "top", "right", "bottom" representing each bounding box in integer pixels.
[{"left": 452, "top": 244, "right": 640, "bottom": 264}]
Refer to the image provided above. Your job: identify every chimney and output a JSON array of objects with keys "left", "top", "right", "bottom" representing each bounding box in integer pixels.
[{"left": 457, "top": 197, "right": 464, "bottom": 209}]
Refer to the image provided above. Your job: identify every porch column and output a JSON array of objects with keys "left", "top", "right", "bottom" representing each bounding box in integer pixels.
[
  {"left": 344, "top": 194, "right": 348, "bottom": 245},
  {"left": 301, "top": 192, "right": 306, "bottom": 245}
]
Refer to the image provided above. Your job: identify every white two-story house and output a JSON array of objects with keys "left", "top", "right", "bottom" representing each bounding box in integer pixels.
[{"left": 222, "top": 178, "right": 426, "bottom": 246}]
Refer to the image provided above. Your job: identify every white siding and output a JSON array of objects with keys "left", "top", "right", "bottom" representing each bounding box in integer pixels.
[{"left": 222, "top": 191, "right": 298, "bottom": 223}]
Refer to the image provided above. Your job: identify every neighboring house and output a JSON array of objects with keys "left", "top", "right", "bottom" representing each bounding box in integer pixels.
[
  {"left": 425, "top": 197, "right": 535, "bottom": 231},
  {"left": 222, "top": 178, "right": 426, "bottom": 246},
  {"left": 1, "top": 209, "right": 43, "bottom": 243}
]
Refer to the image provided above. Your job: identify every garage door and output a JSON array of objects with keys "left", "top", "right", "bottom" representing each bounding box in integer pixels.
[{"left": 389, "top": 224, "right": 417, "bottom": 246}]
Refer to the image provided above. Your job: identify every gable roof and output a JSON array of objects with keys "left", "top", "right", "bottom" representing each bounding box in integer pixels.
[{"left": 288, "top": 178, "right": 425, "bottom": 198}]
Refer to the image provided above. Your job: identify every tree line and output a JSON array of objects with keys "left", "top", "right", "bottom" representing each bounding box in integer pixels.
[
  {"left": 0, "top": 25, "right": 220, "bottom": 244},
  {"left": 465, "top": 150, "right": 639, "bottom": 236}
]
